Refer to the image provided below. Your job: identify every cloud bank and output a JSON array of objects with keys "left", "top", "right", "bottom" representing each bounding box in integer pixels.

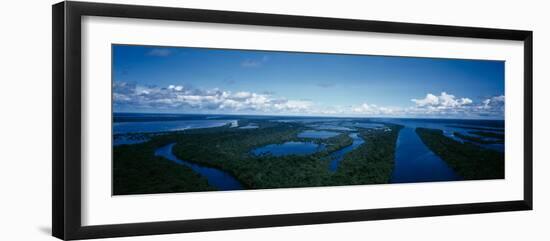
[
  {"left": 114, "top": 82, "right": 312, "bottom": 114},
  {"left": 411, "top": 92, "right": 472, "bottom": 108},
  {"left": 114, "top": 81, "right": 504, "bottom": 119},
  {"left": 406, "top": 92, "right": 502, "bottom": 118}
]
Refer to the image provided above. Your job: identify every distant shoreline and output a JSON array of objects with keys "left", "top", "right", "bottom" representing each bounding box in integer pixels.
[{"left": 112, "top": 112, "right": 505, "bottom": 122}]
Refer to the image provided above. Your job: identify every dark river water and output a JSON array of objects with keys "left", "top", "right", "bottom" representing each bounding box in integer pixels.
[
  {"left": 114, "top": 119, "right": 237, "bottom": 134},
  {"left": 251, "top": 131, "right": 365, "bottom": 172},
  {"left": 389, "top": 127, "right": 461, "bottom": 183},
  {"left": 155, "top": 143, "right": 243, "bottom": 191},
  {"left": 329, "top": 133, "right": 365, "bottom": 171},
  {"left": 297, "top": 130, "right": 340, "bottom": 139},
  {"left": 252, "top": 141, "right": 326, "bottom": 156}
]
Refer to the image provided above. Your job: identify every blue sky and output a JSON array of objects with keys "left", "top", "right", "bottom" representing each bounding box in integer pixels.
[{"left": 112, "top": 45, "right": 505, "bottom": 119}]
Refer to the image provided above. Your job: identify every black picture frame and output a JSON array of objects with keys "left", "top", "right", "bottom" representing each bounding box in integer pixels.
[{"left": 52, "top": 1, "right": 533, "bottom": 240}]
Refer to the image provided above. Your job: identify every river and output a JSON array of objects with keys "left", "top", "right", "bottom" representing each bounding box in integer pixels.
[
  {"left": 328, "top": 133, "right": 365, "bottom": 171},
  {"left": 154, "top": 143, "right": 243, "bottom": 191},
  {"left": 390, "top": 127, "right": 462, "bottom": 183},
  {"left": 123, "top": 115, "right": 503, "bottom": 185}
]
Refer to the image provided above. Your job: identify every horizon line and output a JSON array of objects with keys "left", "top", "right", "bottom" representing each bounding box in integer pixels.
[{"left": 112, "top": 111, "right": 505, "bottom": 121}]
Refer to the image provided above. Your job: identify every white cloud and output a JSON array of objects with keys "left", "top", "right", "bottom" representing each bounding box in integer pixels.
[
  {"left": 411, "top": 93, "right": 439, "bottom": 107},
  {"left": 233, "top": 91, "right": 253, "bottom": 99},
  {"left": 274, "top": 100, "right": 313, "bottom": 112},
  {"left": 352, "top": 103, "right": 400, "bottom": 115},
  {"left": 114, "top": 81, "right": 313, "bottom": 114},
  {"left": 168, "top": 85, "right": 184, "bottom": 91},
  {"left": 407, "top": 92, "right": 503, "bottom": 118},
  {"left": 411, "top": 92, "right": 473, "bottom": 109},
  {"left": 473, "top": 95, "right": 505, "bottom": 117},
  {"left": 114, "top": 83, "right": 504, "bottom": 118},
  {"left": 480, "top": 95, "right": 505, "bottom": 109},
  {"left": 352, "top": 103, "right": 377, "bottom": 113}
]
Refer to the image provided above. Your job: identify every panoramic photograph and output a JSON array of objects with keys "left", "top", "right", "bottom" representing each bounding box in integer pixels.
[{"left": 112, "top": 44, "right": 505, "bottom": 195}]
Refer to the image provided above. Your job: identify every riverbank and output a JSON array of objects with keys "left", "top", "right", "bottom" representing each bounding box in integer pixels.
[
  {"left": 331, "top": 124, "right": 403, "bottom": 184},
  {"left": 454, "top": 132, "right": 504, "bottom": 144},
  {"left": 416, "top": 128, "right": 504, "bottom": 180},
  {"left": 113, "top": 141, "right": 215, "bottom": 195},
  {"left": 390, "top": 127, "right": 461, "bottom": 183}
]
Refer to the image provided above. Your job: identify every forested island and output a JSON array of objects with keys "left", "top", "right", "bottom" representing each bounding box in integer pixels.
[{"left": 416, "top": 128, "right": 504, "bottom": 180}]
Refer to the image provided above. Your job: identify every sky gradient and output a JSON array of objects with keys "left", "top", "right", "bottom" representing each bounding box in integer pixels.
[{"left": 112, "top": 45, "right": 505, "bottom": 119}]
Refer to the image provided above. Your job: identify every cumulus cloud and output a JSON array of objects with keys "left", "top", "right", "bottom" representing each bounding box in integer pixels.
[
  {"left": 114, "top": 81, "right": 312, "bottom": 114},
  {"left": 114, "top": 83, "right": 504, "bottom": 118},
  {"left": 411, "top": 92, "right": 473, "bottom": 109},
  {"left": 406, "top": 92, "right": 503, "bottom": 118},
  {"left": 480, "top": 95, "right": 505, "bottom": 110},
  {"left": 411, "top": 93, "right": 439, "bottom": 106},
  {"left": 350, "top": 103, "right": 401, "bottom": 116},
  {"left": 473, "top": 95, "right": 505, "bottom": 117}
]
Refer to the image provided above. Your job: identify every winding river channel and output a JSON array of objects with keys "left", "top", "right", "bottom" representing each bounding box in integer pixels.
[
  {"left": 155, "top": 143, "right": 243, "bottom": 191},
  {"left": 117, "top": 114, "right": 504, "bottom": 189},
  {"left": 156, "top": 131, "right": 367, "bottom": 189},
  {"left": 328, "top": 133, "right": 365, "bottom": 171},
  {"left": 153, "top": 126, "right": 463, "bottom": 188}
]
